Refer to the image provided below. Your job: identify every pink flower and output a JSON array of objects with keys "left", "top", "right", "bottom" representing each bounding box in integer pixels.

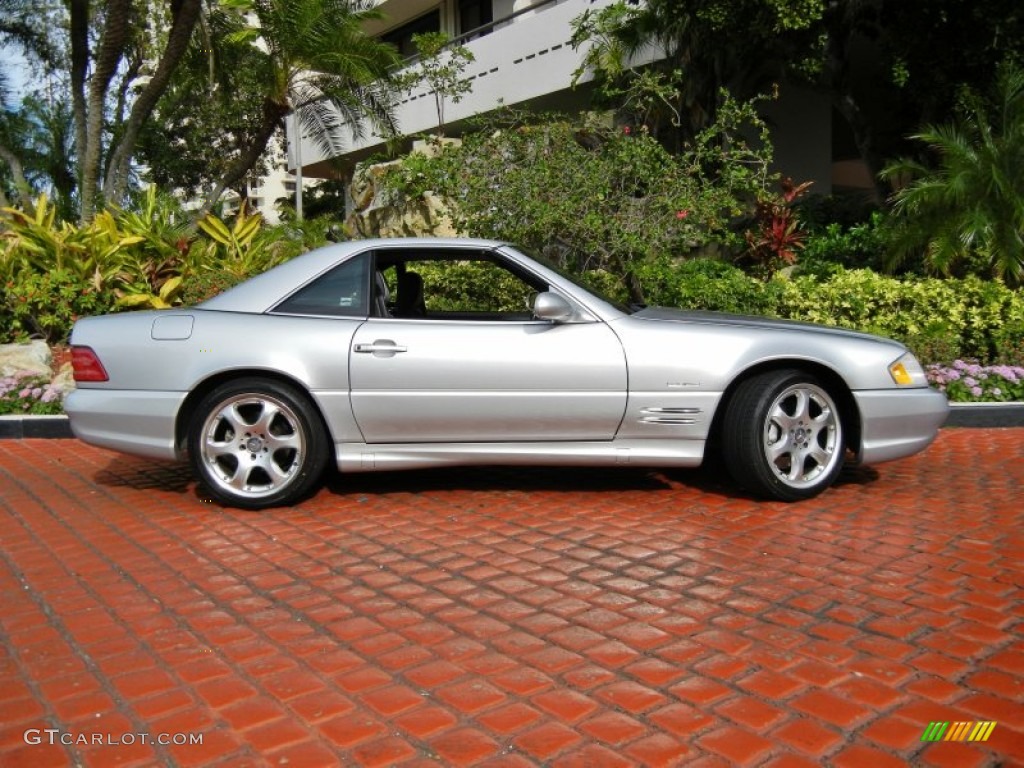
[
  {"left": 676, "top": 210, "right": 689, "bottom": 220},
  {"left": 623, "top": 126, "right": 631, "bottom": 135}
]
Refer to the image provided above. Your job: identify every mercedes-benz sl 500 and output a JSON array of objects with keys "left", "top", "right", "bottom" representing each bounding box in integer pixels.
[{"left": 65, "top": 238, "right": 949, "bottom": 509}]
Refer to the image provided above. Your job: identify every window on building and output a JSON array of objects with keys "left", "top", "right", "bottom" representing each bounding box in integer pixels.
[
  {"left": 382, "top": 10, "right": 441, "bottom": 58},
  {"left": 458, "top": 0, "right": 492, "bottom": 37}
]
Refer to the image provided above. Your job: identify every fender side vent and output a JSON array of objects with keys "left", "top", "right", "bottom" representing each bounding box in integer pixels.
[{"left": 639, "top": 407, "right": 701, "bottom": 426}]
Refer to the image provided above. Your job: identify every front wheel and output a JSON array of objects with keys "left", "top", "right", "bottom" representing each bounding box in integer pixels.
[
  {"left": 188, "top": 378, "right": 328, "bottom": 509},
  {"left": 723, "top": 370, "right": 845, "bottom": 501}
]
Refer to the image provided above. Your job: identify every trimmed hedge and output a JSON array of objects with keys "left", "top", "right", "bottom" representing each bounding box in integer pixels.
[{"left": 634, "top": 259, "right": 1024, "bottom": 365}]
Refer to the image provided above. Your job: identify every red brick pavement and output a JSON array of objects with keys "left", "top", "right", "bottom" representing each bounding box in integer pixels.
[{"left": 0, "top": 429, "right": 1022, "bottom": 767}]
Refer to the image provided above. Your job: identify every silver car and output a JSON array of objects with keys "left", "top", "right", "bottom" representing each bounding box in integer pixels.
[{"left": 65, "top": 238, "right": 949, "bottom": 509}]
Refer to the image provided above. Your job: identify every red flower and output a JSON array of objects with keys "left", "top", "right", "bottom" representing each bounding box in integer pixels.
[
  {"left": 676, "top": 210, "right": 689, "bottom": 219},
  {"left": 623, "top": 126, "right": 631, "bottom": 135}
]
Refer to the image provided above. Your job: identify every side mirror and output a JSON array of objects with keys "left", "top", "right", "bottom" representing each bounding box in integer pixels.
[{"left": 533, "top": 291, "right": 575, "bottom": 322}]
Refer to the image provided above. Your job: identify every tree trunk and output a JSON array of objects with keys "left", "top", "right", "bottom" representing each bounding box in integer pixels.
[
  {"left": 79, "top": 0, "right": 132, "bottom": 221},
  {"left": 0, "top": 142, "right": 34, "bottom": 211},
  {"left": 104, "top": 0, "right": 203, "bottom": 205},
  {"left": 68, "top": 0, "right": 88, "bottom": 216},
  {"left": 104, "top": 53, "right": 142, "bottom": 182}
]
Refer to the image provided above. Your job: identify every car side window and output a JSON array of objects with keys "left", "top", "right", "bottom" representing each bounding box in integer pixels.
[
  {"left": 382, "top": 255, "right": 546, "bottom": 321},
  {"left": 272, "top": 253, "right": 370, "bottom": 317}
]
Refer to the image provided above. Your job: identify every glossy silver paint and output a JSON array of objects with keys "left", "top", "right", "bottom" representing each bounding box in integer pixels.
[{"left": 65, "top": 238, "right": 949, "bottom": 503}]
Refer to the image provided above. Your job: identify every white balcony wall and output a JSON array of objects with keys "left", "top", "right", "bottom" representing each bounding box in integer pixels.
[
  {"left": 287, "top": 0, "right": 833, "bottom": 193},
  {"left": 291, "top": 0, "right": 625, "bottom": 173}
]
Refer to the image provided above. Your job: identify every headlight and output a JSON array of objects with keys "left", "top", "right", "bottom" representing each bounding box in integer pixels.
[{"left": 889, "top": 352, "right": 927, "bottom": 387}]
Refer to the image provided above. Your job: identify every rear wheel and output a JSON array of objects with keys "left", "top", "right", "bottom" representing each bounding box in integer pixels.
[
  {"left": 188, "top": 378, "right": 328, "bottom": 509},
  {"left": 723, "top": 370, "right": 844, "bottom": 501}
]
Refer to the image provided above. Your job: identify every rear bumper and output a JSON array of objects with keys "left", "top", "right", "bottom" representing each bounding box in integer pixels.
[
  {"left": 853, "top": 388, "right": 950, "bottom": 465},
  {"left": 64, "top": 388, "right": 186, "bottom": 461}
]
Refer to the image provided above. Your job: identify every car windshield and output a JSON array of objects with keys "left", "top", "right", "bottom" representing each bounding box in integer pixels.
[{"left": 514, "top": 246, "right": 637, "bottom": 314}]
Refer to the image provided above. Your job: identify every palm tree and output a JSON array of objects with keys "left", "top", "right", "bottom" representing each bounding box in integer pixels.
[
  {"left": 198, "top": 0, "right": 402, "bottom": 216},
  {"left": 0, "top": 0, "right": 54, "bottom": 61},
  {"left": 0, "top": 0, "right": 60, "bottom": 211},
  {"left": 94, "top": 0, "right": 204, "bottom": 217},
  {"left": 20, "top": 95, "right": 79, "bottom": 220},
  {"left": 881, "top": 63, "right": 1024, "bottom": 285}
]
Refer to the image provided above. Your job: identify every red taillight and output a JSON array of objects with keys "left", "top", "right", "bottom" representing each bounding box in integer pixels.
[{"left": 71, "top": 346, "right": 109, "bottom": 382}]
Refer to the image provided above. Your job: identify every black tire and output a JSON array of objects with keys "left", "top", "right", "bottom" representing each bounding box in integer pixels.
[
  {"left": 722, "top": 369, "right": 844, "bottom": 501},
  {"left": 188, "top": 378, "right": 329, "bottom": 509}
]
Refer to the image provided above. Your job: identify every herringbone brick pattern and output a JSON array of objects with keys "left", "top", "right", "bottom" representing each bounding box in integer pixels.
[{"left": 0, "top": 429, "right": 1021, "bottom": 766}]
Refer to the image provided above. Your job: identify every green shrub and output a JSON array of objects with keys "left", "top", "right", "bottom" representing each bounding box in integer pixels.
[
  {"left": 798, "top": 213, "right": 896, "bottom": 276},
  {"left": 177, "top": 270, "right": 248, "bottom": 306},
  {"left": 773, "top": 268, "right": 1024, "bottom": 364},
  {"left": 635, "top": 257, "right": 780, "bottom": 315},
  {"left": 1, "top": 268, "right": 113, "bottom": 342},
  {"left": 381, "top": 101, "right": 779, "bottom": 304}
]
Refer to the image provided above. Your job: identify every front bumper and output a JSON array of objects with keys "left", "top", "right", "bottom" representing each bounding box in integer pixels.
[
  {"left": 64, "top": 388, "right": 187, "bottom": 462},
  {"left": 853, "top": 388, "right": 950, "bottom": 465}
]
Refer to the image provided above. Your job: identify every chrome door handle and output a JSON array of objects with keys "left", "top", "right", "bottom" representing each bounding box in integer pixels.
[{"left": 354, "top": 340, "right": 408, "bottom": 354}]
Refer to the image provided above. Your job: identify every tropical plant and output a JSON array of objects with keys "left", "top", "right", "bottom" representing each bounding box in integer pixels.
[
  {"left": 0, "top": 104, "right": 35, "bottom": 212},
  {"left": 569, "top": 0, "right": 824, "bottom": 149},
  {"left": 399, "top": 32, "right": 475, "bottom": 138},
  {"left": 569, "top": 0, "right": 1024, "bottom": 195},
  {"left": 137, "top": 17, "right": 275, "bottom": 206},
  {"left": 200, "top": 0, "right": 403, "bottom": 215},
  {"left": 196, "top": 203, "right": 268, "bottom": 277},
  {"left": 881, "top": 62, "right": 1024, "bottom": 285},
  {"left": 15, "top": 95, "right": 78, "bottom": 221},
  {"left": 108, "top": 187, "right": 195, "bottom": 308},
  {"left": 742, "top": 177, "right": 813, "bottom": 277}
]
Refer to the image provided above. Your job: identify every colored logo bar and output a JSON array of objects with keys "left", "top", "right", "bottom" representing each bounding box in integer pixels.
[{"left": 921, "top": 721, "right": 997, "bottom": 742}]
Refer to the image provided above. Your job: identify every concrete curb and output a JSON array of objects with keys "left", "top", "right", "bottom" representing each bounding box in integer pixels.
[
  {"left": 0, "top": 415, "right": 75, "bottom": 439},
  {"left": 945, "top": 402, "right": 1024, "bottom": 428},
  {"left": 2, "top": 403, "right": 1023, "bottom": 440}
]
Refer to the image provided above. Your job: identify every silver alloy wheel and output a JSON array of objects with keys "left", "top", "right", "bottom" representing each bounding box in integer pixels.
[
  {"left": 199, "top": 393, "right": 306, "bottom": 500},
  {"left": 762, "top": 382, "right": 840, "bottom": 489}
]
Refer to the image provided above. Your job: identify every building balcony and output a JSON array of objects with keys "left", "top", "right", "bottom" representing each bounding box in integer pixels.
[
  {"left": 291, "top": 0, "right": 627, "bottom": 177},
  {"left": 288, "top": 0, "right": 843, "bottom": 196}
]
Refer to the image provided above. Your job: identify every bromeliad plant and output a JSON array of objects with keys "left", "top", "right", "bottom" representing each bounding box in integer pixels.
[{"left": 742, "top": 178, "right": 813, "bottom": 278}]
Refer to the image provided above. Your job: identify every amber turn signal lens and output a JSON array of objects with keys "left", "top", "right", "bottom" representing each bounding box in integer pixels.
[{"left": 889, "top": 361, "right": 913, "bottom": 385}]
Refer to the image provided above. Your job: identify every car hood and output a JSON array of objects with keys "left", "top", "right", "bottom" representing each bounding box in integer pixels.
[{"left": 633, "top": 306, "right": 902, "bottom": 347}]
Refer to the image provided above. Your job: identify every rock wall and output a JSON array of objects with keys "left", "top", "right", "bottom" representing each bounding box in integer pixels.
[
  {"left": 0, "top": 340, "right": 75, "bottom": 394},
  {"left": 0, "top": 341, "right": 52, "bottom": 378},
  {"left": 344, "top": 143, "right": 460, "bottom": 239}
]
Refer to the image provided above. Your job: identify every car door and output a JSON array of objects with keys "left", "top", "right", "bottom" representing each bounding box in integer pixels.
[{"left": 348, "top": 252, "right": 627, "bottom": 443}]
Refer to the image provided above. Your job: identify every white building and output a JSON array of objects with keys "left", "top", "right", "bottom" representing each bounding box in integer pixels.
[
  {"left": 287, "top": 0, "right": 870, "bottom": 198},
  {"left": 243, "top": 137, "right": 305, "bottom": 225}
]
